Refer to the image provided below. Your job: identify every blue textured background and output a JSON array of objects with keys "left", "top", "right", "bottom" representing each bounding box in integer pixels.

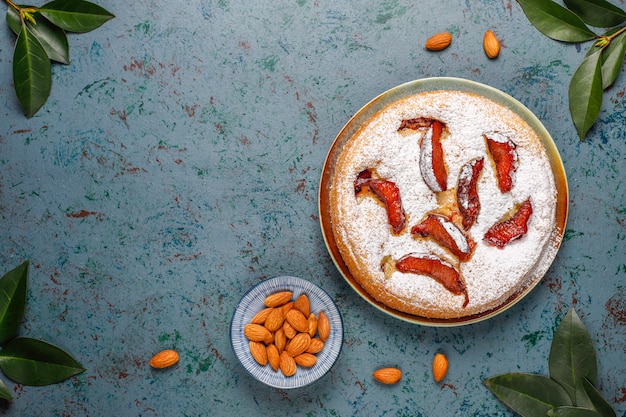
[{"left": 1, "top": 1, "right": 624, "bottom": 416}]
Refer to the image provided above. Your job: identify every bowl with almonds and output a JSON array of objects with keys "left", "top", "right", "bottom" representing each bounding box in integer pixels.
[{"left": 230, "top": 275, "right": 344, "bottom": 389}]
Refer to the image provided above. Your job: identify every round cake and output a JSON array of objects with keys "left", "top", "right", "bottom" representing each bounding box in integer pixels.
[{"left": 329, "top": 89, "right": 559, "bottom": 320}]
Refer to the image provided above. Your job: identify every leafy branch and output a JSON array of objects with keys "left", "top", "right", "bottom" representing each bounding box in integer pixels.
[
  {"left": 4, "top": 0, "right": 114, "bottom": 118},
  {"left": 0, "top": 261, "right": 85, "bottom": 402},
  {"left": 485, "top": 308, "right": 616, "bottom": 417},
  {"left": 516, "top": 0, "right": 626, "bottom": 141}
]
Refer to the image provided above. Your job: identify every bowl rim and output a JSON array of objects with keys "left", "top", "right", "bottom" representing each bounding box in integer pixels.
[
  {"left": 230, "top": 275, "right": 344, "bottom": 388},
  {"left": 318, "top": 77, "right": 569, "bottom": 327}
]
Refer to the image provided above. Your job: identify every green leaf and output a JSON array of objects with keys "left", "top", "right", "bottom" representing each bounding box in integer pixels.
[
  {"left": 13, "top": 26, "right": 53, "bottom": 118},
  {"left": 0, "top": 337, "right": 85, "bottom": 386},
  {"left": 568, "top": 46, "right": 603, "bottom": 140},
  {"left": 600, "top": 30, "right": 626, "bottom": 89},
  {"left": 7, "top": 7, "right": 70, "bottom": 64},
  {"left": 0, "top": 261, "right": 29, "bottom": 345},
  {"left": 582, "top": 378, "right": 617, "bottom": 417},
  {"left": 38, "top": 0, "right": 114, "bottom": 33},
  {"left": 563, "top": 0, "right": 626, "bottom": 28},
  {"left": 549, "top": 308, "right": 598, "bottom": 404},
  {"left": 484, "top": 373, "right": 573, "bottom": 417},
  {"left": 517, "top": 0, "right": 597, "bottom": 42},
  {"left": 0, "top": 377, "right": 12, "bottom": 401},
  {"left": 548, "top": 406, "right": 603, "bottom": 417}
]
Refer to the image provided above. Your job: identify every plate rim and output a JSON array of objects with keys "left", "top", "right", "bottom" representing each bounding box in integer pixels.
[
  {"left": 230, "top": 275, "right": 344, "bottom": 388},
  {"left": 318, "top": 77, "right": 569, "bottom": 327}
]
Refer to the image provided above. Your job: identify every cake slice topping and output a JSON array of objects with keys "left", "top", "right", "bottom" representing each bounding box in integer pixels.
[
  {"left": 411, "top": 214, "right": 476, "bottom": 261},
  {"left": 485, "top": 132, "right": 518, "bottom": 193},
  {"left": 484, "top": 198, "right": 533, "bottom": 248},
  {"left": 395, "top": 254, "right": 469, "bottom": 307},
  {"left": 354, "top": 169, "right": 407, "bottom": 234},
  {"left": 420, "top": 120, "right": 448, "bottom": 193},
  {"left": 457, "top": 157, "right": 484, "bottom": 230}
]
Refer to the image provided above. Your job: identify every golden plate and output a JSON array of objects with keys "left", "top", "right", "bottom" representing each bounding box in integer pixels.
[{"left": 318, "top": 77, "right": 568, "bottom": 326}]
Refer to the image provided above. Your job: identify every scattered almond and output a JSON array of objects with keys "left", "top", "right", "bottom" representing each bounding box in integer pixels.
[
  {"left": 249, "top": 341, "right": 268, "bottom": 366},
  {"left": 317, "top": 311, "right": 330, "bottom": 341},
  {"left": 373, "top": 367, "right": 402, "bottom": 384},
  {"left": 483, "top": 29, "right": 500, "bottom": 59},
  {"left": 149, "top": 349, "right": 179, "bottom": 369},
  {"left": 432, "top": 353, "right": 449, "bottom": 382},
  {"left": 264, "top": 291, "right": 293, "bottom": 308},
  {"left": 294, "top": 294, "right": 310, "bottom": 317},
  {"left": 285, "top": 309, "right": 309, "bottom": 333},
  {"left": 425, "top": 32, "right": 452, "bottom": 51},
  {"left": 267, "top": 343, "right": 280, "bottom": 371},
  {"left": 279, "top": 351, "right": 297, "bottom": 377},
  {"left": 294, "top": 353, "right": 317, "bottom": 367}
]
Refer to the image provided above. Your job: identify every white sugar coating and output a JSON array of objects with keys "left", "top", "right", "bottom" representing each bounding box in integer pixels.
[{"left": 330, "top": 90, "right": 559, "bottom": 319}]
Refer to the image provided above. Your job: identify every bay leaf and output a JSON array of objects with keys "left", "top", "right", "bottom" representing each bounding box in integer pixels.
[
  {"left": 568, "top": 48, "right": 603, "bottom": 140},
  {"left": 548, "top": 406, "right": 603, "bottom": 416},
  {"left": 582, "top": 377, "right": 617, "bottom": 417},
  {"left": 0, "top": 261, "right": 29, "bottom": 345},
  {"left": 563, "top": 0, "right": 626, "bottom": 28},
  {"left": 13, "top": 26, "right": 52, "bottom": 118},
  {"left": 484, "top": 373, "right": 573, "bottom": 417},
  {"left": 600, "top": 30, "right": 626, "bottom": 89},
  {"left": 549, "top": 308, "right": 598, "bottom": 405},
  {"left": 517, "top": 0, "right": 597, "bottom": 42},
  {"left": 38, "top": 0, "right": 114, "bottom": 33},
  {"left": 0, "top": 378, "right": 11, "bottom": 401},
  {"left": 0, "top": 337, "right": 85, "bottom": 386}
]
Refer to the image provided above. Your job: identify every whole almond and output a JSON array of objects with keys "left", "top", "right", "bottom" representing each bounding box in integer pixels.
[
  {"left": 285, "top": 309, "right": 309, "bottom": 333},
  {"left": 305, "top": 337, "right": 325, "bottom": 354},
  {"left": 317, "top": 311, "right": 330, "bottom": 341},
  {"left": 267, "top": 343, "right": 280, "bottom": 371},
  {"left": 373, "top": 367, "right": 402, "bottom": 385},
  {"left": 149, "top": 349, "right": 179, "bottom": 369},
  {"left": 294, "top": 353, "right": 317, "bottom": 367},
  {"left": 244, "top": 323, "right": 273, "bottom": 344},
  {"left": 264, "top": 306, "right": 285, "bottom": 332},
  {"left": 294, "top": 294, "right": 310, "bottom": 317},
  {"left": 250, "top": 307, "right": 274, "bottom": 325},
  {"left": 307, "top": 313, "right": 318, "bottom": 338},
  {"left": 281, "top": 301, "right": 295, "bottom": 315},
  {"left": 425, "top": 32, "right": 452, "bottom": 51},
  {"left": 264, "top": 291, "right": 293, "bottom": 308},
  {"left": 432, "top": 353, "right": 449, "bottom": 382},
  {"left": 274, "top": 327, "right": 287, "bottom": 353},
  {"left": 483, "top": 30, "right": 500, "bottom": 59},
  {"left": 249, "top": 341, "right": 268, "bottom": 366},
  {"left": 279, "top": 351, "right": 297, "bottom": 377},
  {"left": 286, "top": 332, "right": 311, "bottom": 357},
  {"left": 282, "top": 321, "right": 297, "bottom": 339}
]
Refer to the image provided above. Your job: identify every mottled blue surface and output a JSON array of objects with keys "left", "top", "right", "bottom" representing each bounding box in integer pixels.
[{"left": 0, "top": 1, "right": 624, "bottom": 416}]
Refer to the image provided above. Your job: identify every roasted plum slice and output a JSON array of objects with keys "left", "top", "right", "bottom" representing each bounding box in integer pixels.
[
  {"left": 395, "top": 254, "right": 469, "bottom": 307},
  {"left": 457, "top": 157, "right": 484, "bottom": 231},
  {"left": 485, "top": 132, "right": 518, "bottom": 193},
  {"left": 397, "top": 117, "right": 436, "bottom": 131},
  {"left": 484, "top": 198, "right": 533, "bottom": 248},
  {"left": 419, "top": 120, "right": 448, "bottom": 193},
  {"left": 411, "top": 214, "right": 476, "bottom": 261},
  {"left": 354, "top": 169, "right": 407, "bottom": 234}
]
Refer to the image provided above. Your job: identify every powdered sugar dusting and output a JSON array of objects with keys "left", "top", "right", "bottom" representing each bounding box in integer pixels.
[{"left": 330, "top": 90, "right": 558, "bottom": 319}]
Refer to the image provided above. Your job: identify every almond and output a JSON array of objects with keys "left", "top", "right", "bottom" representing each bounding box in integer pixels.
[
  {"left": 372, "top": 367, "right": 402, "bottom": 385},
  {"left": 264, "top": 306, "right": 285, "bottom": 332},
  {"left": 249, "top": 341, "right": 268, "bottom": 366},
  {"left": 250, "top": 307, "right": 274, "bottom": 325},
  {"left": 282, "top": 321, "right": 297, "bottom": 339},
  {"left": 244, "top": 323, "right": 273, "bottom": 344},
  {"left": 307, "top": 313, "right": 318, "bottom": 338},
  {"left": 305, "top": 337, "right": 325, "bottom": 354},
  {"left": 317, "top": 311, "right": 330, "bottom": 341},
  {"left": 264, "top": 291, "right": 293, "bottom": 308},
  {"left": 294, "top": 353, "right": 317, "bottom": 367},
  {"left": 425, "top": 32, "right": 452, "bottom": 51},
  {"left": 149, "top": 349, "right": 179, "bottom": 369},
  {"left": 281, "top": 301, "right": 294, "bottom": 315},
  {"left": 285, "top": 309, "right": 309, "bottom": 333},
  {"left": 483, "top": 30, "right": 500, "bottom": 59},
  {"left": 286, "top": 332, "right": 311, "bottom": 357},
  {"left": 432, "top": 353, "right": 449, "bottom": 382},
  {"left": 294, "top": 294, "right": 310, "bottom": 317},
  {"left": 267, "top": 343, "right": 280, "bottom": 371},
  {"left": 279, "top": 351, "right": 297, "bottom": 377},
  {"left": 274, "top": 327, "right": 287, "bottom": 353}
]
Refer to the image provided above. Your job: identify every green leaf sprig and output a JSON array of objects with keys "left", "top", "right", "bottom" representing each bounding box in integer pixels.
[
  {"left": 485, "top": 307, "right": 617, "bottom": 417},
  {"left": 0, "top": 261, "right": 85, "bottom": 402},
  {"left": 4, "top": 0, "right": 114, "bottom": 118},
  {"left": 516, "top": 0, "right": 626, "bottom": 141}
]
